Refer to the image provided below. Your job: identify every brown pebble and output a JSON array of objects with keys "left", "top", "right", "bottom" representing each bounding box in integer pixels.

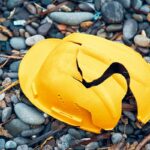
[
  {"left": 80, "top": 21, "right": 93, "bottom": 29},
  {"left": 56, "top": 24, "right": 67, "bottom": 31},
  {"left": 0, "top": 33, "right": 8, "bottom": 41},
  {"left": 147, "top": 13, "right": 150, "bottom": 22}
]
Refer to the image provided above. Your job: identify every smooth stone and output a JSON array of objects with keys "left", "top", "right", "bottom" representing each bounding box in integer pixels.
[
  {"left": 3, "top": 72, "right": 18, "bottom": 79},
  {"left": 14, "top": 103, "right": 45, "bottom": 125},
  {"left": 144, "top": 56, "right": 150, "bottom": 63},
  {"left": 5, "top": 140, "right": 17, "bottom": 149},
  {"left": 25, "top": 25, "right": 37, "bottom": 35},
  {"left": 10, "top": 37, "right": 26, "bottom": 50},
  {"left": 94, "top": 0, "right": 107, "bottom": 11},
  {"left": 116, "top": 0, "right": 131, "bottom": 8},
  {"left": 79, "top": 2, "right": 95, "bottom": 12},
  {"left": 9, "top": 61, "right": 21, "bottom": 72},
  {"left": 85, "top": 142, "right": 99, "bottom": 150},
  {"left": 25, "top": 3, "right": 37, "bottom": 15},
  {"left": 11, "top": 94, "right": 19, "bottom": 104},
  {"left": 0, "top": 68, "right": 3, "bottom": 77},
  {"left": 38, "top": 23, "right": 52, "bottom": 36},
  {"left": 137, "top": 47, "right": 149, "bottom": 54},
  {"left": 123, "top": 19, "right": 138, "bottom": 39},
  {"left": 140, "top": 5, "right": 150, "bottom": 14},
  {"left": 106, "top": 24, "right": 122, "bottom": 32},
  {"left": 0, "top": 138, "right": 5, "bottom": 149},
  {"left": 0, "top": 93, "right": 5, "bottom": 101},
  {"left": 2, "top": 107, "right": 12, "bottom": 122},
  {"left": 111, "top": 133, "right": 123, "bottom": 144},
  {"left": 131, "top": 0, "right": 142, "bottom": 9},
  {"left": 17, "top": 144, "right": 29, "bottom": 150},
  {"left": 68, "top": 128, "right": 82, "bottom": 139},
  {"left": 101, "top": 1, "right": 124, "bottom": 23},
  {"left": 0, "top": 33, "right": 8, "bottom": 41},
  {"left": 14, "top": 137, "right": 31, "bottom": 145},
  {"left": 49, "top": 12, "right": 94, "bottom": 26},
  {"left": 21, "top": 126, "right": 44, "bottom": 137},
  {"left": 7, "top": 0, "right": 23, "bottom": 9},
  {"left": 146, "top": 0, "right": 150, "bottom": 4},
  {"left": 123, "top": 111, "right": 136, "bottom": 121},
  {"left": 132, "top": 14, "right": 144, "bottom": 22},
  {"left": 4, "top": 119, "right": 30, "bottom": 136},
  {"left": 118, "top": 124, "right": 134, "bottom": 134},
  {"left": 25, "top": 35, "right": 45, "bottom": 46},
  {"left": 145, "top": 144, "right": 150, "bottom": 150},
  {"left": 134, "top": 35, "right": 150, "bottom": 47}
]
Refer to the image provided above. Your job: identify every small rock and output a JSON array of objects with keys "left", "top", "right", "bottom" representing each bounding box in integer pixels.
[
  {"left": 17, "top": 144, "right": 29, "bottom": 150},
  {"left": 5, "top": 119, "right": 30, "bottom": 136},
  {"left": 38, "top": 23, "right": 52, "bottom": 36},
  {"left": 9, "top": 61, "right": 21, "bottom": 72},
  {"left": 0, "top": 138, "right": 5, "bottom": 149},
  {"left": 140, "top": 5, "right": 150, "bottom": 14},
  {"left": 101, "top": 1, "right": 124, "bottom": 23},
  {"left": 25, "top": 3, "right": 37, "bottom": 15},
  {"left": 25, "top": 25, "right": 37, "bottom": 35},
  {"left": 11, "top": 94, "right": 19, "bottom": 104},
  {"left": 3, "top": 72, "right": 18, "bottom": 79},
  {"left": 132, "top": 14, "right": 144, "bottom": 22},
  {"left": 119, "top": 124, "right": 134, "bottom": 134},
  {"left": 0, "top": 93, "right": 5, "bottom": 101},
  {"left": 42, "top": 145, "right": 53, "bottom": 150},
  {"left": 2, "top": 107, "right": 12, "bottom": 122},
  {"left": 21, "top": 126, "right": 44, "bottom": 137},
  {"left": 123, "top": 111, "right": 136, "bottom": 121},
  {"left": 68, "top": 128, "right": 82, "bottom": 139},
  {"left": 123, "top": 19, "right": 138, "bottom": 40},
  {"left": 49, "top": 12, "right": 94, "bottom": 26},
  {"left": 85, "top": 142, "right": 99, "bottom": 150},
  {"left": 94, "top": 0, "right": 105, "bottom": 11},
  {"left": 144, "top": 56, "right": 150, "bottom": 63},
  {"left": 106, "top": 24, "right": 122, "bottom": 32},
  {"left": 0, "top": 33, "right": 8, "bottom": 41},
  {"left": 13, "top": 137, "right": 31, "bottom": 145},
  {"left": 111, "top": 133, "right": 123, "bottom": 144},
  {"left": 14, "top": 103, "right": 45, "bottom": 125},
  {"left": 7, "top": 0, "right": 23, "bottom": 9},
  {"left": 134, "top": 35, "right": 150, "bottom": 47},
  {"left": 131, "top": 0, "right": 142, "bottom": 9},
  {"left": 10, "top": 37, "right": 26, "bottom": 50},
  {"left": 116, "top": 0, "right": 131, "bottom": 8},
  {"left": 145, "top": 144, "right": 150, "bottom": 150},
  {"left": 25, "top": 35, "right": 45, "bottom": 46},
  {"left": 5, "top": 140, "right": 17, "bottom": 149},
  {"left": 79, "top": 2, "right": 95, "bottom": 12}
]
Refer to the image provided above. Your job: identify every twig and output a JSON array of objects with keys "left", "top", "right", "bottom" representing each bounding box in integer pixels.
[
  {"left": 0, "top": 58, "right": 10, "bottom": 69},
  {"left": 0, "top": 80, "right": 19, "bottom": 95},
  {"left": 135, "top": 134, "right": 150, "bottom": 150},
  {"left": 0, "top": 54, "right": 23, "bottom": 59},
  {"left": 28, "top": 124, "right": 65, "bottom": 146}
]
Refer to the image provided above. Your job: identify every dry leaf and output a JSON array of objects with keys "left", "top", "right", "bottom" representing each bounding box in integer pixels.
[{"left": 0, "top": 125, "right": 12, "bottom": 138}]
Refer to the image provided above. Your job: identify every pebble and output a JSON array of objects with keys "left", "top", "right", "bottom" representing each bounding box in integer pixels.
[
  {"left": 4, "top": 119, "right": 30, "bottom": 136},
  {"left": 123, "top": 111, "right": 136, "bottom": 121},
  {"left": 2, "top": 107, "right": 12, "bottom": 122},
  {"left": 119, "top": 124, "right": 134, "bottom": 134},
  {"left": 106, "top": 24, "right": 122, "bottom": 32},
  {"left": 132, "top": 14, "right": 144, "bottom": 22},
  {"left": 145, "top": 144, "right": 150, "bottom": 150},
  {"left": 14, "top": 103, "right": 45, "bottom": 125},
  {"left": 25, "top": 25, "right": 37, "bottom": 35},
  {"left": 123, "top": 19, "right": 138, "bottom": 40},
  {"left": 10, "top": 37, "right": 26, "bottom": 50},
  {"left": 38, "top": 23, "right": 52, "bottom": 36},
  {"left": 68, "top": 128, "right": 82, "bottom": 139},
  {"left": 21, "top": 126, "right": 44, "bottom": 137},
  {"left": 131, "top": 0, "right": 142, "bottom": 9},
  {"left": 144, "top": 56, "right": 150, "bottom": 63},
  {"left": 9, "top": 61, "right": 21, "bottom": 72},
  {"left": 0, "top": 68, "right": 3, "bottom": 77},
  {"left": 5, "top": 140, "right": 17, "bottom": 149},
  {"left": 85, "top": 142, "right": 99, "bottom": 150},
  {"left": 116, "top": 0, "right": 131, "bottom": 9},
  {"left": 111, "top": 133, "right": 123, "bottom": 144},
  {"left": 11, "top": 94, "right": 19, "bottom": 104},
  {"left": 25, "top": 34, "right": 45, "bottom": 46},
  {"left": 7, "top": 0, "right": 24, "bottom": 9},
  {"left": 17, "top": 144, "right": 29, "bottom": 150},
  {"left": 140, "top": 5, "right": 150, "bottom": 14},
  {"left": 0, "top": 138, "right": 5, "bottom": 149},
  {"left": 79, "top": 2, "right": 95, "bottom": 12},
  {"left": 146, "top": 0, "right": 150, "bottom": 4},
  {"left": 49, "top": 12, "right": 94, "bottom": 26},
  {"left": 3, "top": 72, "right": 18, "bottom": 79},
  {"left": 13, "top": 137, "right": 31, "bottom": 145},
  {"left": 101, "top": 1, "right": 124, "bottom": 23},
  {"left": 0, "top": 93, "right": 5, "bottom": 101},
  {"left": 134, "top": 34, "right": 150, "bottom": 47},
  {"left": 25, "top": 3, "right": 37, "bottom": 15},
  {"left": 0, "top": 33, "right": 8, "bottom": 41}
]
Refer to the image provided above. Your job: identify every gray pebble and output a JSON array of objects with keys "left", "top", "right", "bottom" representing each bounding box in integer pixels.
[
  {"left": 0, "top": 57, "right": 7, "bottom": 64},
  {"left": 132, "top": 14, "right": 144, "bottom": 22},
  {"left": 3, "top": 72, "right": 18, "bottom": 79},
  {"left": 101, "top": 1, "right": 124, "bottom": 23},
  {"left": 9, "top": 61, "right": 21, "bottom": 72},
  {"left": 123, "top": 19, "right": 138, "bottom": 40},
  {"left": 145, "top": 144, "right": 150, "bottom": 150},
  {"left": 25, "top": 25, "right": 37, "bottom": 35},
  {"left": 123, "top": 111, "right": 136, "bottom": 121},
  {"left": 0, "top": 68, "right": 3, "bottom": 77},
  {"left": 140, "top": 5, "right": 150, "bottom": 14},
  {"left": 134, "top": 35, "right": 150, "bottom": 47},
  {"left": 5, "top": 140, "right": 17, "bottom": 149},
  {"left": 14, "top": 103, "right": 45, "bottom": 125},
  {"left": 17, "top": 144, "right": 29, "bottom": 150},
  {"left": 85, "top": 142, "right": 99, "bottom": 150},
  {"left": 79, "top": 2, "right": 95, "bottom": 12},
  {"left": 0, "top": 138, "right": 5, "bottom": 149},
  {"left": 4, "top": 119, "right": 30, "bottom": 137},
  {"left": 7, "top": 0, "right": 23, "bottom": 9},
  {"left": 116, "top": 0, "right": 131, "bottom": 8},
  {"left": 21, "top": 126, "right": 44, "bottom": 137},
  {"left": 49, "top": 12, "right": 94, "bottom": 26},
  {"left": 11, "top": 94, "right": 19, "bottom": 104},
  {"left": 2, "top": 107, "right": 12, "bottom": 122},
  {"left": 13, "top": 137, "right": 31, "bottom": 145},
  {"left": 68, "top": 128, "right": 82, "bottom": 139},
  {"left": 111, "top": 133, "right": 123, "bottom": 144},
  {"left": 25, "top": 34, "right": 45, "bottom": 46},
  {"left": 38, "top": 23, "right": 52, "bottom": 36},
  {"left": 10, "top": 37, "right": 26, "bottom": 50},
  {"left": 106, "top": 24, "right": 122, "bottom": 32},
  {"left": 131, "top": 0, "right": 142, "bottom": 9},
  {"left": 119, "top": 124, "right": 134, "bottom": 134},
  {"left": 25, "top": 3, "right": 37, "bottom": 15}
]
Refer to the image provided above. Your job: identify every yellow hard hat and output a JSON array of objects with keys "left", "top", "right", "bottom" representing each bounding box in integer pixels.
[{"left": 19, "top": 33, "right": 150, "bottom": 133}]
